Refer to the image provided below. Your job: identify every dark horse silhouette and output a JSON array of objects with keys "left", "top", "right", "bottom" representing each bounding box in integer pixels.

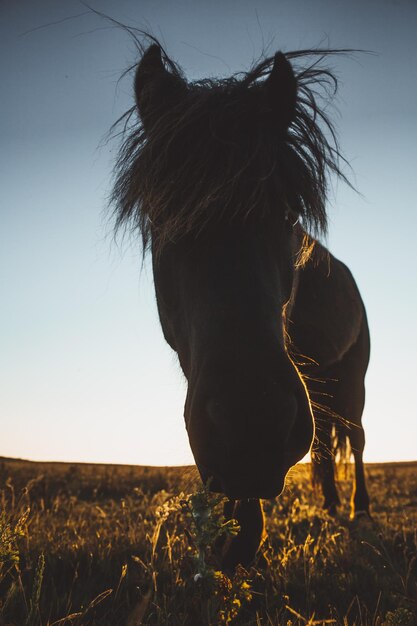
[{"left": 111, "top": 43, "right": 370, "bottom": 570}]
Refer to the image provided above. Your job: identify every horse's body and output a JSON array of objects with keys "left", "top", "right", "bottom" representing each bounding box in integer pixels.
[
  {"left": 290, "top": 238, "right": 370, "bottom": 516},
  {"left": 112, "top": 42, "right": 370, "bottom": 569}
]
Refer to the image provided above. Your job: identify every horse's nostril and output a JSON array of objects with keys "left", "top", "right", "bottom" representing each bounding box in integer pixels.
[
  {"left": 206, "top": 399, "right": 227, "bottom": 427},
  {"left": 206, "top": 391, "right": 298, "bottom": 431}
]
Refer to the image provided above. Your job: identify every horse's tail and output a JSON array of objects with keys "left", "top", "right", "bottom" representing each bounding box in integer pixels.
[{"left": 311, "top": 407, "right": 352, "bottom": 490}]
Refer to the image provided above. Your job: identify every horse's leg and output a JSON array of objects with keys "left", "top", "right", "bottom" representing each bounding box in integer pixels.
[
  {"left": 220, "top": 498, "right": 265, "bottom": 571},
  {"left": 311, "top": 420, "right": 340, "bottom": 515},
  {"left": 313, "top": 317, "right": 370, "bottom": 518},
  {"left": 349, "top": 424, "right": 370, "bottom": 517}
]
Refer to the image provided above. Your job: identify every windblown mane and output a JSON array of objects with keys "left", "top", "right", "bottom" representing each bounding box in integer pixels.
[{"left": 111, "top": 45, "right": 351, "bottom": 252}]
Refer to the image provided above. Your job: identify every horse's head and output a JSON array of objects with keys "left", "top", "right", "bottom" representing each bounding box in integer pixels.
[
  {"left": 153, "top": 220, "right": 314, "bottom": 499},
  {"left": 113, "top": 44, "right": 342, "bottom": 499}
]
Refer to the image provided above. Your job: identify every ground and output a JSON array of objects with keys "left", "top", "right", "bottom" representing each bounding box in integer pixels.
[{"left": 0, "top": 458, "right": 416, "bottom": 625}]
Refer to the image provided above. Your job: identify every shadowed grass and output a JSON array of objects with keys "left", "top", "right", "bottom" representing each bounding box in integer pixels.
[{"left": 0, "top": 459, "right": 416, "bottom": 625}]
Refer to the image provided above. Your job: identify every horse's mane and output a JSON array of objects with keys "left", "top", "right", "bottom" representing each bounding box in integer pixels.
[{"left": 111, "top": 44, "right": 351, "bottom": 253}]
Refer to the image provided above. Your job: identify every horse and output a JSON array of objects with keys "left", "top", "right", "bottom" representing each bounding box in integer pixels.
[{"left": 111, "top": 42, "right": 370, "bottom": 570}]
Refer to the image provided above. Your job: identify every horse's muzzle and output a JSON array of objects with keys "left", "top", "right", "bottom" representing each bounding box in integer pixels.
[{"left": 198, "top": 455, "right": 296, "bottom": 500}]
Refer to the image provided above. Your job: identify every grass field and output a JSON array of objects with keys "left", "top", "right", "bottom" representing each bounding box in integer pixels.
[{"left": 0, "top": 458, "right": 416, "bottom": 625}]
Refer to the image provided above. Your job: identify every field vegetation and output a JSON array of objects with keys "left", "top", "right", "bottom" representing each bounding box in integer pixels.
[{"left": 0, "top": 458, "right": 416, "bottom": 625}]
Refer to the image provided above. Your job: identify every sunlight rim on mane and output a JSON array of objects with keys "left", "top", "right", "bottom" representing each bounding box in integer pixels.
[{"left": 111, "top": 42, "right": 353, "bottom": 254}]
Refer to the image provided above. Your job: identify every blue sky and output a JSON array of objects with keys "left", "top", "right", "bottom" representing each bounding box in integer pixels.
[{"left": 1, "top": 0, "right": 416, "bottom": 465}]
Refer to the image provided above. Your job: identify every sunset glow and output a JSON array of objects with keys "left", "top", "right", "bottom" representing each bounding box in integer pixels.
[{"left": 2, "top": 0, "right": 416, "bottom": 467}]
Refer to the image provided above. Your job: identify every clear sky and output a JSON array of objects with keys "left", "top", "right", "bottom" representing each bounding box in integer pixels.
[{"left": 1, "top": 0, "right": 416, "bottom": 466}]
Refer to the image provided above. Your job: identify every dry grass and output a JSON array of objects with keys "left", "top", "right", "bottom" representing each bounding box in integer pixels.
[{"left": 0, "top": 458, "right": 416, "bottom": 625}]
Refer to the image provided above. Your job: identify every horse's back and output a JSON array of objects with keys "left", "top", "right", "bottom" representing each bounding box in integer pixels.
[{"left": 289, "top": 240, "right": 370, "bottom": 373}]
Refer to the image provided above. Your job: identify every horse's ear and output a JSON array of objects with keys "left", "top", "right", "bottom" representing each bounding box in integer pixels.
[
  {"left": 134, "top": 44, "right": 186, "bottom": 129},
  {"left": 265, "top": 52, "right": 297, "bottom": 130}
]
